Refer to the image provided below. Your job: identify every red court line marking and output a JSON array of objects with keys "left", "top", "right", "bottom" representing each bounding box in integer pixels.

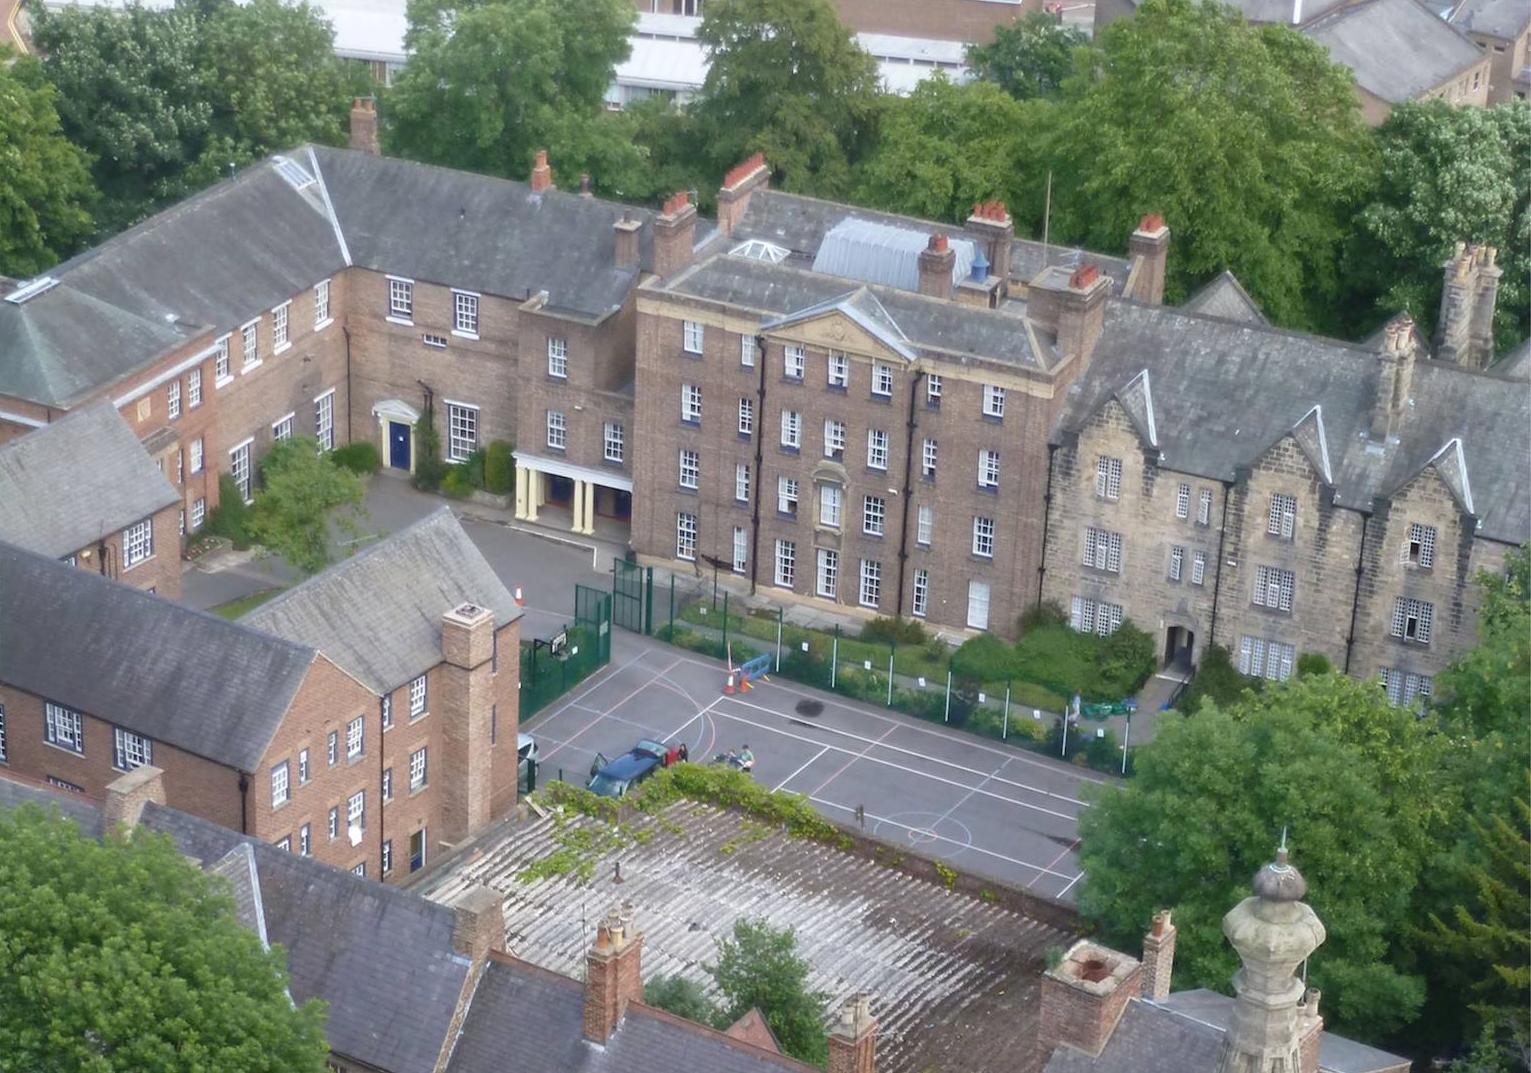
[{"left": 805, "top": 722, "right": 900, "bottom": 798}]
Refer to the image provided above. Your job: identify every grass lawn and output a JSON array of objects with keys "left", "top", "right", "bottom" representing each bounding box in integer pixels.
[{"left": 209, "top": 587, "right": 287, "bottom": 620}]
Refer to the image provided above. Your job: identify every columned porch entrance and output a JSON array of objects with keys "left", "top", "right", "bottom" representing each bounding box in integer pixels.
[
  {"left": 512, "top": 450, "right": 632, "bottom": 537},
  {"left": 371, "top": 399, "right": 421, "bottom": 476}
]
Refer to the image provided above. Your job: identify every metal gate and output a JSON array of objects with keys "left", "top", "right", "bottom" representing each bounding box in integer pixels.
[
  {"left": 611, "top": 558, "right": 652, "bottom": 634},
  {"left": 574, "top": 584, "right": 613, "bottom": 663}
]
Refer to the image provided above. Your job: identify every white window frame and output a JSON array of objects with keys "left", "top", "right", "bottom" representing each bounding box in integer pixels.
[
  {"left": 315, "top": 389, "right": 336, "bottom": 452},
  {"left": 191, "top": 498, "right": 206, "bottom": 529},
  {"left": 732, "top": 526, "right": 748, "bottom": 572},
  {"left": 299, "top": 824, "right": 311, "bottom": 856},
  {"left": 784, "top": 345, "right": 805, "bottom": 380},
  {"left": 917, "top": 504, "right": 933, "bottom": 546},
  {"left": 816, "top": 548, "right": 839, "bottom": 599},
  {"left": 819, "top": 483, "right": 842, "bottom": 529},
  {"left": 681, "top": 384, "right": 702, "bottom": 424},
  {"left": 676, "top": 512, "right": 697, "bottom": 561},
  {"left": 240, "top": 319, "right": 260, "bottom": 371},
  {"left": 1406, "top": 523, "right": 1436, "bottom": 569},
  {"left": 422, "top": 333, "right": 448, "bottom": 349},
  {"left": 738, "top": 397, "right": 754, "bottom": 436},
  {"left": 347, "top": 790, "right": 366, "bottom": 833},
  {"left": 387, "top": 276, "right": 414, "bottom": 322},
  {"left": 780, "top": 409, "right": 801, "bottom": 449},
  {"left": 547, "top": 336, "right": 568, "bottom": 378},
  {"left": 45, "top": 702, "right": 83, "bottom": 754},
  {"left": 298, "top": 748, "right": 310, "bottom": 784},
  {"left": 167, "top": 379, "right": 181, "bottom": 421},
  {"left": 911, "top": 569, "right": 929, "bottom": 618},
  {"left": 982, "top": 384, "right": 1005, "bottom": 418},
  {"left": 122, "top": 518, "right": 154, "bottom": 569},
  {"left": 1253, "top": 565, "right": 1295, "bottom": 613},
  {"left": 187, "top": 368, "right": 202, "bottom": 408},
  {"left": 113, "top": 727, "right": 152, "bottom": 772},
  {"left": 735, "top": 463, "right": 751, "bottom": 503},
  {"left": 1096, "top": 457, "right": 1122, "bottom": 500},
  {"left": 1391, "top": 597, "right": 1434, "bottom": 645},
  {"left": 214, "top": 335, "right": 232, "bottom": 385},
  {"left": 1083, "top": 526, "right": 1122, "bottom": 573},
  {"left": 546, "top": 410, "right": 567, "bottom": 450},
  {"left": 979, "top": 449, "right": 1000, "bottom": 490},
  {"left": 314, "top": 279, "right": 332, "bottom": 329},
  {"left": 867, "top": 429, "right": 889, "bottom": 470},
  {"left": 859, "top": 558, "right": 881, "bottom": 608},
  {"left": 1268, "top": 493, "right": 1297, "bottom": 539},
  {"left": 604, "top": 421, "right": 624, "bottom": 463},
  {"left": 272, "top": 413, "right": 294, "bottom": 442},
  {"left": 1198, "top": 488, "right": 1213, "bottom": 526},
  {"left": 271, "top": 761, "right": 289, "bottom": 808},
  {"left": 1192, "top": 551, "right": 1207, "bottom": 586},
  {"left": 872, "top": 362, "right": 894, "bottom": 397},
  {"left": 679, "top": 449, "right": 700, "bottom": 489},
  {"left": 345, "top": 715, "right": 364, "bottom": 760},
  {"left": 1176, "top": 483, "right": 1190, "bottom": 519},
  {"left": 777, "top": 475, "right": 799, "bottom": 515},
  {"left": 926, "top": 374, "right": 942, "bottom": 407},
  {"left": 823, "top": 419, "right": 845, "bottom": 458},
  {"left": 682, "top": 320, "right": 704, "bottom": 354},
  {"left": 445, "top": 401, "right": 476, "bottom": 462},
  {"left": 190, "top": 437, "right": 204, "bottom": 474},
  {"left": 740, "top": 335, "right": 757, "bottom": 367},
  {"left": 1169, "top": 546, "right": 1184, "bottom": 582},
  {"left": 409, "top": 674, "right": 428, "bottom": 718},
  {"left": 774, "top": 539, "right": 796, "bottom": 588},
  {"left": 972, "top": 516, "right": 995, "bottom": 558},
  {"left": 409, "top": 746, "right": 428, "bottom": 791},
  {"left": 922, "top": 438, "right": 937, "bottom": 478},
  {"left": 862, "top": 495, "right": 885, "bottom": 536},
  {"left": 271, "top": 301, "right": 292, "bottom": 354},
  {"left": 827, "top": 351, "right": 848, "bottom": 388},
  {"left": 966, "top": 580, "right": 991, "bottom": 630},
  {"left": 453, "top": 290, "right": 481, "bottom": 338}
]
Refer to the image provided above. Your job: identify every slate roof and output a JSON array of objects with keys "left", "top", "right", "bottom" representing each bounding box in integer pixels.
[
  {"left": 1042, "top": 999, "right": 1222, "bottom": 1073},
  {"left": 139, "top": 803, "right": 470, "bottom": 1073},
  {"left": 448, "top": 956, "right": 818, "bottom": 1073},
  {"left": 1059, "top": 303, "right": 1531, "bottom": 543},
  {"left": 1182, "top": 271, "right": 1268, "bottom": 325},
  {"left": 1494, "top": 339, "right": 1531, "bottom": 381},
  {"left": 1450, "top": 0, "right": 1530, "bottom": 39},
  {"left": 0, "top": 540, "right": 315, "bottom": 771},
  {"left": 241, "top": 508, "right": 520, "bottom": 696},
  {"left": 207, "top": 843, "right": 270, "bottom": 948},
  {"left": 1208, "top": 0, "right": 1351, "bottom": 24},
  {"left": 1304, "top": 0, "right": 1485, "bottom": 102},
  {"left": 0, "top": 400, "right": 179, "bottom": 557},
  {"left": 0, "top": 772, "right": 104, "bottom": 838},
  {"left": 1156, "top": 990, "right": 1410, "bottom": 1073},
  {"left": 660, "top": 254, "right": 1056, "bottom": 371}
]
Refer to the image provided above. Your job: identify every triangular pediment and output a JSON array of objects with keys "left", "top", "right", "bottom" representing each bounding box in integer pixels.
[
  {"left": 1410, "top": 438, "right": 1476, "bottom": 517},
  {"left": 1114, "top": 369, "right": 1158, "bottom": 448},
  {"left": 1290, "top": 405, "right": 1333, "bottom": 486},
  {"left": 761, "top": 288, "right": 915, "bottom": 361}
]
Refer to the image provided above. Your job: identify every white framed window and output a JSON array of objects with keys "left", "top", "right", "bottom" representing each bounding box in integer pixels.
[
  {"left": 214, "top": 335, "right": 232, "bottom": 384},
  {"left": 1379, "top": 667, "right": 1433, "bottom": 707},
  {"left": 271, "top": 761, "right": 289, "bottom": 808},
  {"left": 921, "top": 438, "right": 937, "bottom": 478},
  {"left": 315, "top": 390, "right": 336, "bottom": 452},
  {"left": 683, "top": 320, "right": 704, "bottom": 354},
  {"left": 819, "top": 483, "right": 842, "bottom": 528},
  {"left": 604, "top": 421, "right": 624, "bottom": 463},
  {"left": 272, "top": 301, "right": 291, "bottom": 352},
  {"left": 1192, "top": 551, "right": 1207, "bottom": 585},
  {"left": 784, "top": 345, "right": 805, "bottom": 380},
  {"left": 409, "top": 746, "right": 428, "bottom": 791},
  {"left": 298, "top": 748, "right": 310, "bottom": 784},
  {"left": 422, "top": 333, "right": 448, "bottom": 349},
  {"left": 867, "top": 429, "right": 888, "bottom": 470},
  {"left": 314, "top": 279, "right": 331, "bottom": 327},
  {"left": 1176, "top": 483, "right": 1190, "bottom": 519},
  {"left": 381, "top": 695, "right": 392, "bottom": 730},
  {"left": 966, "top": 580, "right": 991, "bottom": 630},
  {"left": 774, "top": 539, "right": 796, "bottom": 588},
  {"left": 777, "top": 475, "right": 799, "bottom": 515},
  {"left": 1069, "top": 596, "right": 1123, "bottom": 636},
  {"left": 179, "top": 508, "right": 185, "bottom": 537},
  {"left": 547, "top": 337, "right": 568, "bottom": 378},
  {"left": 823, "top": 419, "right": 845, "bottom": 458},
  {"left": 409, "top": 674, "right": 427, "bottom": 717},
  {"left": 732, "top": 527, "right": 748, "bottom": 572},
  {"left": 167, "top": 379, "right": 181, "bottom": 420},
  {"left": 972, "top": 516, "right": 995, "bottom": 558},
  {"left": 546, "top": 410, "right": 566, "bottom": 450},
  {"left": 347, "top": 790, "right": 365, "bottom": 833},
  {"left": 1253, "top": 565, "right": 1295, "bottom": 612},
  {"left": 191, "top": 498, "right": 206, "bottom": 529},
  {"left": 676, "top": 512, "right": 697, "bottom": 561},
  {"left": 859, "top": 559, "right": 881, "bottom": 608},
  {"left": 328, "top": 807, "right": 339, "bottom": 840},
  {"left": 926, "top": 374, "right": 942, "bottom": 407},
  {"left": 816, "top": 548, "right": 839, "bottom": 598},
  {"left": 299, "top": 824, "right": 311, "bottom": 856},
  {"left": 735, "top": 463, "right": 751, "bottom": 503},
  {"left": 738, "top": 397, "right": 755, "bottom": 435},
  {"left": 352, "top": 863, "right": 366, "bottom": 877},
  {"left": 917, "top": 504, "right": 933, "bottom": 545},
  {"left": 1198, "top": 488, "right": 1213, "bottom": 526},
  {"left": 1268, "top": 493, "right": 1297, "bottom": 539},
  {"left": 681, "top": 384, "right": 702, "bottom": 424},
  {"left": 45, "top": 703, "right": 83, "bottom": 754},
  {"left": 863, "top": 495, "right": 885, "bottom": 536},
  {"left": 912, "top": 569, "right": 929, "bottom": 618},
  {"left": 345, "top": 715, "right": 363, "bottom": 760},
  {"left": 1083, "top": 526, "right": 1122, "bottom": 573},
  {"left": 1169, "top": 546, "right": 1184, "bottom": 582},
  {"left": 445, "top": 401, "right": 476, "bottom": 462},
  {"left": 1391, "top": 598, "right": 1434, "bottom": 645},
  {"left": 388, "top": 277, "right": 414, "bottom": 320},
  {"left": 123, "top": 518, "right": 153, "bottom": 568},
  {"left": 188, "top": 368, "right": 202, "bottom": 408},
  {"left": 679, "top": 449, "right": 700, "bottom": 489},
  {"left": 273, "top": 413, "right": 294, "bottom": 442},
  {"left": 982, "top": 384, "right": 1005, "bottom": 418},
  {"left": 740, "top": 336, "right": 757, "bottom": 367},
  {"left": 382, "top": 840, "right": 393, "bottom": 874},
  {"left": 979, "top": 449, "right": 1000, "bottom": 490},
  {"left": 189, "top": 437, "right": 204, "bottom": 474},
  {"left": 827, "top": 351, "right": 848, "bottom": 387},
  {"left": 872, "top": 363, "right": 894, "bottom": 397},
  {"left": 1239, "top": 636, "right": 1294, "bottom": 681},
  {"left": 230, "top": 437, "right": 254, "bottom": 502},
  {"left": 241, "top": 320, "right": 260, "bottom": 369},
  {"left": 383, "top": 766, "right": 394, "bottom": 801},
  {"left": 781, "top": 409, "right": 801, "bottom": 449},
  {"left": 327, "top": 731, "right": 338, "bottom": 765},
  {"left": 113, "top": 727, "right": 152, "bottom": 771},
  {"left": 453, "top": 291, "right": 480, "bottom": 336},
  {"left": 1406, "top": 523, "right": 1436, "bottom": 569},
  {"left": 1096, "top": 457, "right": 1122, "bottom": 500}
]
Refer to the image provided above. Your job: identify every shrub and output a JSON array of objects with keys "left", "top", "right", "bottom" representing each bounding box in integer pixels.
[
  {"left": 1018, "top": 600, "right": 1068, "bottom": 635},
  {"left": 1296, "top": 652, "right": 1334, "bottom": 677},
  {"left": 1084, "top": 727, "right": 1121, "bottom": 773},
  {"left": 328, "top": 441, "right": 380, "bottom": 475},
  {"left": 411, "top": 409, "right": 447, "bottom": 492},
  {"left": 1014, "top": 626, "right": 1096, "bottom": 698},
  {"left": 462, "top": 447, "right": 487, "bottom": 490},
  {"left": 644, "top": 974, "right": 720, "bottom": 1026},
  {"left": 1097, "top": 620, "right": 1156, "bottom": 698},
  {"left": 859, "top": 616, "right": 928, "bottom": 646},
  {"left": 951, "top": 633, "right": 1020, "bottom": 683},
  {"left": 1006, "top": 714, "right": 1049, "bottom": 742},
  {"left": 484, "top": 440, "right": 514, "bottom": 495},
  {"left": 439, "top": 465, "right": 474, "bottom": 499},
  {"left": 205, "top": 474, "right": 255, "bottom": 548},
  {"left": 1176, "top": 644, "right": 1263, "bottom": 714}
]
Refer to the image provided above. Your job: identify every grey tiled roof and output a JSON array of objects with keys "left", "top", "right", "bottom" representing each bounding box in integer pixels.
[
  {"left": 1042, "top": 999, "right": 1221, "bottom": 1073},
  {"left": 1494, "top": 339, "right": 1530, "bottom": 381},
  {"left": 448, "top": 957, "right": 818, "bottom": 1073},
  {"left": 1212, "top": 0, "right": 1351, "bottom": 24},
  {"left": 1305, "top": 0, "right": 1485, "bottom": 102},
  {"left": 207, "top": 843, "right": 270, "bottom": 948},
  {"left": 241, "top": 508, "right": 520, "bottom": 696},
  {"left": 0, "top": 773, "right": 104, "bottom": 838},
  {"left": 0, "top": 541, "right": 315, "bottom": 771},
  {"left": 1155, "top": 990, "right": 1410, "bottom": 1073},
  {"left": 1061, "top": 303, "right": 1531, "bottom": 543},
  {"left": 139, "top": 803, "right": 470, "bottom": 1073},
  {"left": 0, "top": 400, "right": 179, "bottom": 557},
  {"left": 1450, "top": 0, "right": 1530, "bottom": 39},
  {"left": 1182, "top": 271, "right": 1268, "bottom": 325}
]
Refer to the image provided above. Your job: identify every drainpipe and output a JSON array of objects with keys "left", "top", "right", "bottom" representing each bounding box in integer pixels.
[
  {"left": 1342, "top": 512, "right": 1371, "bottom": 674},
  {"left": 238, "top": 772, "right": 250, "bottom": 835},
  {"left": 747, "top": 335, "right": 767, "bottom": 597},
  {"left": 1207, "top": 479, "right": 1235, "bottom": 647},
  {"left": 378, "top": 694, "right": 387, "bottom": 879},
  {"left": 1035, "top": 443, "right": 1059, "bottom": 607},
  {"left": 342, "top": 324, "right": 354, "bottom": 444},
  {"left": 894, "top": 369, "right": 925, "bottom": 618}
]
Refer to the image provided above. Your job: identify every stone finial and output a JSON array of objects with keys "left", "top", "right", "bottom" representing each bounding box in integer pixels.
[{"left": 1252, "top": 845, "right": 1307, "bottom": 902}]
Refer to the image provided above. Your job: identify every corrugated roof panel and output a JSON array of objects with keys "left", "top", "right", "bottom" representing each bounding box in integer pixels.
[{"left": 811, "top": 219, "right": 976, "bottom": 293}]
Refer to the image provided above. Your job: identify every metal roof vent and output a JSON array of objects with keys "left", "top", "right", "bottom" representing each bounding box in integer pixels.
[
  {"left": 970, "top": 246, "right": 990, "bottom": 282},
  {"left": 4, "top": 277, "right": 60, "bottom": 305},
  {"left": 272, "top": 155, "right": 316, "bottom": 191}
]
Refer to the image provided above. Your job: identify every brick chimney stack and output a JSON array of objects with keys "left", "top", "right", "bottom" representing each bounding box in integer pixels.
[
  {"left": 1141, "top": 909, "right": 1176, "bottom": 1000},
  {"left": 1127, "top": 213, "right": 1170, "bottom": 306},
  {"left": 1028, "top": 262, "right": 1112, "bottom": 366},
  {"left": 653, "top": 192, "right": 698, "bottom": 278},
  {"left": 1037, "top": 940, "right": 1142, "bottom": 1059},
  {"left": 614, "top": 210, "right": 642, "bottom": 269},
  {"left": 439, "top": 602, "right": 497, "bottom": 843},
  {"left": 1297, "top": 989, "right": 1323, "bottom": 1073},
  {"left": 103, "top": 766, "right": 166, "bottom": 831},
  {"left": 917, "top": 234, "right": 956, "bottom": 299},
  {"left": 827, "top": 994, "right": 877, "bottom": 1073},
  {"left": 964, "top": 201, "right": 1014, "bottom": 296},
  {"left": 1435, "top": 242, "right": 1501, "bottom": 369},
  {"left": 450, "top": 885, "right": 505, "bottom": 966},
  {"left": 717, "top": 152, "right": 771, "bottom": 236},
  {"left": 349, "top": 98, "right": 379, "bottom": 156},
  {"left": 584, "top": 904, "right": 644, "bottom": 1042},
  {"left": 1371, "top": 312, "right": 1417, "bottom": 441},
  {"left": 530, "top": 149, "right": 554, "bottom": 194},
  {"left": 579, "top": 173, "right": 593, "bottom": 199}
]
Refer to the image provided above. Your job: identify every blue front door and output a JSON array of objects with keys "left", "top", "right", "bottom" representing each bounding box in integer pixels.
[{"left": 389, "top": 422, "right": 411, "bottom": 470}]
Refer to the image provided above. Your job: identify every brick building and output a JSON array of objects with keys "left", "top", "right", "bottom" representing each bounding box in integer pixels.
[
  {"left": 1449, "top": 0, "right": 1530, "bottom": 101},
  {"left": 0, "top": 400, "right": 182, "bottom": 597}
]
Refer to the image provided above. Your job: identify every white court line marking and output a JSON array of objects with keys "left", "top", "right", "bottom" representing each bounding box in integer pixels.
[
  {"left": 662, "top": 653, "right": 1112, "bottom": 785},
  {"left": 1029, "top": 837, "right": 1082, "bottom": 892},
  {"left": 524, "top": 645, "right": 658, "bottom": 728},
  {"left": 535, "top": 656, "right": 684, "bottom": 763},
  {"left": 773, "top": 746, "right": 830, "bottom": 792},
  {"left": 932, "top": 756, "right": 1010, "bottom": 830},
  {"left": 1056, "top": 871, "right": 1086, "bottom": 897}
]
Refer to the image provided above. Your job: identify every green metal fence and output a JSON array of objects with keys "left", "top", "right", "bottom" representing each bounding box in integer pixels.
[
  {"left": 611, "top": 558, "right": 652, "bottom": 634},
  {"left": 519, "top": 585, "right": 612, "bottom": 719}
]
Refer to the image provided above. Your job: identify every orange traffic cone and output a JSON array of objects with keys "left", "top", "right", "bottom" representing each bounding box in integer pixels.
[
  {"left": 724, "top": 672, "right": 736, "bottom": 695},
  {"left": 738, "top": 674, "right": 752, "bottom": 693},
  {"left": 513, "top": 586, "right": 525, "bottom": 607}
]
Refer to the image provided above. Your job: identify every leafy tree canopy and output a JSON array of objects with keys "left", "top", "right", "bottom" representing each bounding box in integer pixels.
[
  {"left": 965, "top": 11, "right": 1086, "bottom": 100},
  {"left": 643, "top": 973, "right": 721, "bottom": 1026},
  {"left": 0, "top": 804, "right": 330, "bottom": 1072},
  {"left": 0, "top": 52, "right": 95, "bottom": 276},
  {"left": 708, "top": 918, "right": 830, "bottom": 1065},
  {"left": 249, "top": 437, "right": 367, "bottom": 575}
]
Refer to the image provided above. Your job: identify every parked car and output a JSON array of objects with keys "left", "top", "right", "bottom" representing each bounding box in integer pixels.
[
  {"left": 587, "top": 740, "right": 666, "bottom": 799},
  {"left": 518, "top": 733, "right": 539, "bottom": 792}
]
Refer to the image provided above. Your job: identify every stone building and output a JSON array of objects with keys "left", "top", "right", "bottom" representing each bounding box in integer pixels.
[{"left": 1449, "top": 0, "right": 1531, "bottom": 102}]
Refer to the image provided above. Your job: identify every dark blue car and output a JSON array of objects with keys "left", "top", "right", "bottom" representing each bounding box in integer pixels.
[{"left": 586, "top": 740, "right": 667, "bottom": 798}]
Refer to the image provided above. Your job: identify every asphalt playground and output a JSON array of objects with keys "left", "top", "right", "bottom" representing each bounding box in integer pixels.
[{"left": 522, "top": 642, "right": 1110, "bottom": 904}]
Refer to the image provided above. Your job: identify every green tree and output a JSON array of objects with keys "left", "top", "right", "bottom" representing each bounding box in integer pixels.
[
  {"left": 0, "top": 53, "right": 95, "bottom": 276},
  {"left": 965, "top": 11, "right": 1086, "bottom": 100},
  {"left": 693, "top": 0, "right": 882, "bottom": 197},
  {"left": 1078, "top": 673, "right": 1447, "bottom": 1039},
  {"left": 708, "top": 918, "right": 830, "bottom": 1065},
  {"left": 643, "top": 973, "right": 721, "bottom": 1025},
  {"left": 1040, "top": 0, "right": 1374, "bottom": 329},
  {"left": 1344, "top": 100, "right": 1530, "bottom": 352},
  {"left": 248, "top": 437, "right": 367, "bottom": 575},
  {"left": 0, "top": 804, "right": 329, "bottom": 1071}
]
